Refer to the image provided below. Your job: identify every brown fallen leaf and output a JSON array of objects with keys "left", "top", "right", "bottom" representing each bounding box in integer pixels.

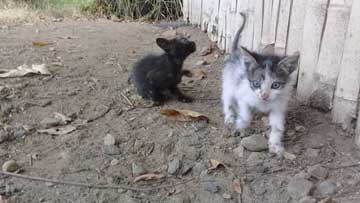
[
  {"left": 209, "top": 159, "right": 225, "bottom": 170},
  {"left": 32, "top": 41, "right": 50, "bottom": 47},
  {"left": 133, "top": 174, "right": 165, "bottom": 183},
  {"left": 233, "top": 179, "right": 242, "bottom": 194},
  {"left": 160, "top": 108, "right": 209, "bottom": 122},
  {"left": 0, "top": 195, "right": 9, "bottom": 203},
  {"left": 193, "top": 69, "right": 206, "bottom": 80}
]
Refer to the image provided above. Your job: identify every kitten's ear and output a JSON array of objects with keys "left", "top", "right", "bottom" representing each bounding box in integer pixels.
[
  {"left": 278, "top": 52, "right": 300, "bottom": 74},
  {"left": 156, "top": 38, "right": 172, "bottom": 51},
  {"left": 239, "top": 46, "right": 258, "bottom": 64}
]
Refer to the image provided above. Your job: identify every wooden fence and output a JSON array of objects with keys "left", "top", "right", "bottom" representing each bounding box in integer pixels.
[{"left": 182, "top": 0, "right": 360, "bottom": 147}]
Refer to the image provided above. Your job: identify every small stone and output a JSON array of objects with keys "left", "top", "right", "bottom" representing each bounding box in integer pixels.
[
  {"left": 2, "top": 160, "right": 20, "bottom": 172},
  {"left": 103, "top": 145, "right": 121, "bottom": 155},
  {"left": 246, "top": 152, "right": 266, "bottom": 165},
  {"left": 192, "top": 162, "right": 206, "bottom": 176},
  {"left": 305, "top": 148, "right": 320, "bottom": 158},
  {"left": 49, "top": 47, "right": 56, "bottom": 51},
  {"left": 38, "top": 197, "right": 45, "bottom": 202},
  {"left": 168, "top": 158, "right": 181, "bottom": 175},
  {"left": 233, "top": 145, "right": 244, "bottom": 158},
  {"left": 199, "top": 45, "right": 212, "bottom": 56},
  {"left": 110, "top": 159, "right": 119, "bottom": 166},
  {"left": 104, "top": 134, "right": 116, "bottom": 146},
  {"left": 294, "top": 171, "right": 310, "bottom": 180},
  {"left": 0, "top": 130, "right": 11, "bottom": 143},
  {"left": 181, "top": 163, "right": 194, "bottom": 175},
  {"left": 222, "top": 193, "right": 232, "bottom": 199},
  {"left": 307, "top": 164, "right": 328, "bottom": 180},
  {"left": 295, "top": 125, "right": 306, "bottom": 133},
  {"left": 13, "top": 126, "right": 27, "bottom": 138},
  {"left": 240, "top": 134, "right": 268, "bottom": 152},
  {"left": 299, "top": 196, "right": 316, "bottom": 203},
  {"left": 203, "top": 182, "right": 219, "bottom": 193},
  {"left": 287, "top": 178, "right": 314, "bottom": 200},
  {"left": 318, "top": 180, "right": 337, "bottom": 196},
  {"left": 39, "top": 99, "right": 52, "bottom": 107},
  {"left": 195, "top": 60, "right": 207, "bottom": 66},
  {"left": 45, "top": 182, "right": 54, "bottom": 187},
  {"left": 40, "top": 117, "right": 61, "bottom": 128},
  {"left": 132, "top": 162, "right": 146, "bottom": 177}
]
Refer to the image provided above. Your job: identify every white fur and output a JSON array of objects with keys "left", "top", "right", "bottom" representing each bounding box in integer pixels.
[{"left": 222, "top": 58, "right": 293, "bottom": 156}]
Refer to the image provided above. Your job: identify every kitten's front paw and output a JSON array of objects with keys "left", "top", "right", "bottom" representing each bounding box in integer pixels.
[
  {"left": 224, "top": 115, "right": 235, "bottom": 127},
  {"left": 269, "top": 142, "right": 284, "bottom": 157},
  {"left": 178, "top": 95, "right": 193, "bottom": 103}
]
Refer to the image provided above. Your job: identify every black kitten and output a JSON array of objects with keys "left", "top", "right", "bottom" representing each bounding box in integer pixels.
[{"left": 129, "top": 36, "right": 196, "bottom": 106}]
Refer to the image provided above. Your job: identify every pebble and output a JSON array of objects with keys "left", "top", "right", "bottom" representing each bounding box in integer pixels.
[
  {"left": 2, "top": 160, "right": 20, "bottom": 172},
  {"left": 132, "top": 162, "right": 146, "bottom": 177},
  {"left": 13, "top": 126, "right": 27, "bottom": 138},
  {"left": 233, "top": 145, "right": 245, "bottom": 158},
  {"left": 181, "top": 163, "right": 194, "bottom": 175},
  {"left": 222, "top": 193, "right": 232, "bottom": 199},
  {"left": 168, "top": 158, "right": 181, "bottom": 175},
  {"left": 287, "top": 178, "right": 314, "bottom": 200},
  {"left": 104, "top": 134, "right": 116, "bottom": 146},
  {"left": 203, "top": 182, "right": 219, "bottom": 193},
  {"left": 0, "top": 130, "right": 11, "bottom": 143},
  {"left": 195, "top": 60, "right": 207, "bottom": 66},
  {"left": 45, "top": 182, "right": 54, "bottom": 187},
  {"left": 318, "top": 180, "right": 337, "bottom": 196},
  {"left": 246, "top": 152, "right": 266, "bottom": 165},
  {"left": 110, "top": 159, "right": 119, "bottom": 166},
  {"left": 305, "top": 148, "right": 320, "bottom": 158},
  {"left": 103, "top": 145, "right": 121, "bottom": 155},
  {"left": 299, "top": 196, "right": 317, "bottom": 203},
  {"left": 240, "top": 134, "right": 268, "bottom": 152},
  {"left": 307, "top": 164, "right": 328, "bottom": 180},
  {"left": 295, "top": 125, "right": 306, "bottom": 133},
  {"left": 40, "top": 117, "right": 61, "bottom": 128},
  {"left": 192, "top": 162, "right": 206, "bottom": 176}
]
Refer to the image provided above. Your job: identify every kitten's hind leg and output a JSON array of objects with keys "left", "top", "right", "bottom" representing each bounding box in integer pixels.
[
  {"left": 169, "top": 87, "right": 193, "bottom": 103},
  {"left": 268, "top": 110, "right": 285, "bottom": 156}
]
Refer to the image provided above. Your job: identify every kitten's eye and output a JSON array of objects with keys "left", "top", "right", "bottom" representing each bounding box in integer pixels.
[
  {"left": 271, "top": 82, "right": 282, "bottom": 89},
  {"left": 251, "top": 81, "right": 261, "bottom": 88}
]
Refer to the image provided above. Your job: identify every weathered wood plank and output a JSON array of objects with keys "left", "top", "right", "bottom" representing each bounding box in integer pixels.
[
  {"left": 201, "top": 0, "right": 213, "bottom": 31},
  {"left": 275, "top": 0, "right": 292, "bottom": 55},
  {"left": 287, "top": 0, "right": 307, "bottom": 54},
  {"left": 183, "top": 0, "right": 189, "bottom": 22},
  {"left": 261, "top": 0, "right": 273, "bottom": 46},
  {"left": 311, "top": 0, "right": 350, "bottom": 112},
  {"left": 217, "top": 0, "right": 230, "bottom": 50},
  {"left": 253, "top": 0, "right": 263, "bottom": 52},
  {"left": 207, "top": 0, "right": 220, "bottom": 41},
  {"left": 332, "top": 0, "right": 360, "bottom": 130},
  {"left": 296, "top": 0, "right": 329, "bottom": 103},
  {"left": 269, "top": 0, "right": 281, "bottom": 45}
]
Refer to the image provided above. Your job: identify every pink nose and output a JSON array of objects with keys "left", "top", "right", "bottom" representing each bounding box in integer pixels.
[{"left": 261, "top": 94, "right": 269, "bottom": 100}]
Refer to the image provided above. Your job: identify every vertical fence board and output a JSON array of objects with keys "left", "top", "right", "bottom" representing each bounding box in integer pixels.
[
  {"left": 261, "top": 0, "right": 273, "bottom": 45},
  {"left": 217, "top": 0, "right": 229, "bottom": 50},
  {"left": 275, "top": 0, "right": 292, "bottom": 55},
  {"left": 207, "top": 0, "right": 220, "bottom": 41},
  {"left": 269, "top": 0, "right": 281, "bottom": 45},
  {"left": 311, "top": 0, "right": 350, "bottom": 112},
  {"left": 332, "top": 0, "right": 360, "bottom": 130},
  {"left": 253, "top": 0, "right": 264, "bottom": 52},
  {"left": 183, "top": 0, "right": 189, "bottom": 22},
  {"left": 201, "top": 0, "right": 211, "bottom": 31},
  {"left": 296, "top": 0, "right": 329, "bottom": 103}
]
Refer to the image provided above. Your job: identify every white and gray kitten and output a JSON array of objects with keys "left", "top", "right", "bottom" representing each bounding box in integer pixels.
[{"left": 222, "top": 13, "right": 300, "bottom": 156}]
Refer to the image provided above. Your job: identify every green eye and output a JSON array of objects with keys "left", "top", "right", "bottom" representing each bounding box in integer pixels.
[
  {"left": 251, "top": 80, "right": 261, "bottom": 88},
  {"left": 271, "top": 82, "right": 282, "bottom": 89}
]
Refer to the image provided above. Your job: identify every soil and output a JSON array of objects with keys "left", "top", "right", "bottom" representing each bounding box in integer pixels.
[{"left": 0, "top": 19, "right": 360, "bottom": 203}]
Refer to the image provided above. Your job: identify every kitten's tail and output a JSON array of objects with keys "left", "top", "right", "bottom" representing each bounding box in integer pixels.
[{"left": 231, "top": 13, "right": 246, "bottom": 53}]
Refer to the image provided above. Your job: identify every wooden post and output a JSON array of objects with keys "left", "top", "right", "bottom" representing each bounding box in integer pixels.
[
  {"left": 310, "top": 0, "right": 350, "bottom": 112},
  {"left": 207, "top": 0, "right": 220, "bottom": 41},
  {"left": 356, "top": 107, "right": 360, "bottom": 147},
  {"left": 253, "top": 0, "right": 264, "bottom": 52},
  {"left": 183, "top": 0, "right": 189, "bottom": 22},
  {"left": 275, "top": 0, "right": 293, "bottom": 55},
  {"left": 201, "top": 0, "right": 213, "bottom": 32},
  {"left": 296, "top": 0, "right": 329, "bottom": 103},
  {"left": 261, "top": 0, "right": 273, "bottom": 46},
  {"left": 217, "top": 0, "right": 229, "bottom": 50},
  {"left": 332, "top": 0, "right": 360, "bottom": 130},
  {"left": 269, "top": 0, "right": 281, "bottom": 45}
]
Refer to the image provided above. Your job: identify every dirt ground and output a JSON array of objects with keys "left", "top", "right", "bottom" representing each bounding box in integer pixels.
[{"left": 0, "top": 19, "right": 360, "bottom": 203}]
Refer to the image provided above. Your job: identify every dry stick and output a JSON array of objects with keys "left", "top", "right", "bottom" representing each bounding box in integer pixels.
[
  {"left": 0, "top": 171, "right": 196, "bottom": 192},
  {"left": 120, "top": 92, "right": 134, "bottom": 107},
  {"left": 325, "top": 163, "right": 360, "bottom": 170}
]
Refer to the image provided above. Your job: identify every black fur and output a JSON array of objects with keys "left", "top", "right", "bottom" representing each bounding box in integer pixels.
[{"left": 129, "top": 37, "right": 196, "bottom": 106}]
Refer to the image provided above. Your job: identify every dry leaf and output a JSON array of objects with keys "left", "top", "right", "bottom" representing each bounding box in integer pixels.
[
  {"left": 133, "top": 174, "right": 165, "bottom": 183},
  {"left": 233, "top": 179, "right": 242, "bottom": 194},
  {"left": 193, "top": 69, "right": 206, "bottom": 80},
  {"left": 0, "top": 64, "right": 50, "bottom": 78},
  {"left": 37, "top": 125, "right": 76, "bottom": 136},
  {"left": 160, "top": 108, "right": 209, "bottom": 122},
  {"left": 209, "top": 159, "right": 225, "bottom": 170},
  {"left": 32, "top": 41, "right": 49, "bottom": 47}
]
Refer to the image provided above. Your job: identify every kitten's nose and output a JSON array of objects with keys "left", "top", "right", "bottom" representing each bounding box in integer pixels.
[{"left": 261, "top": 93, "right": 269, "bottom": 101}]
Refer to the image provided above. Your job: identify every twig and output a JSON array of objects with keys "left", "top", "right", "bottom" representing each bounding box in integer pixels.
[
  {"left": 120, "top": 92, "right": 134, "bottom": 107},
  {"left": 0, "top": 171, "right": 196, "bottom": 192},
  {"left": 325, "top": 163, "right": 360, "bottom": 170},
  {"left": 87, "top": 105, "right": 112, "bottom": 123}
]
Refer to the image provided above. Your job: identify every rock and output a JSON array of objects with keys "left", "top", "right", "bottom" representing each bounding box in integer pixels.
[
  {"left": 203, "top": 182, "right": 219, "bottom": 193},
  {"left": 104, "top": 134, "right": 116, "bottom": 146},
  {"left": 199, "top": 45, "right": 212, "bottom": 56},
  {"left": 309, "top": 89, "right": 332, "bottom": 113},
  {"left": 241, "top": 134, "right": 268, "bottom": 151},
  {"left": 305, "top": 148, "right": 320, "bottom": 158},
  {"left": 0, "top": 130, "right": 11, "bottom": 143},
  {"left": 295, "top": 171, "right": 311, "bottom": 180},
  {"left": 2, "top": 160, "right": 20, "bottom": 172},
  {"left": 45, "top": 182, "right": 54, "bottom": 187},
  {"left": 40, "top": 117, "right": 61, "bottom": 128},
  {"left": 307, "top": 164, "right": 328, "bottom": 180},
  {"left": 287, "top": 178, "right": 314, "bottom": 200},
  {"left": 246, "top": 152, "right": 266, "bottom": 165},
  {"left": 195, "top": 60, "right": 207, "bottom": 66},
  {"left": 103, "top": 145, "right": 121, "bottom": 155},
  {"left": 233, "top": 145, "right": 244, "bottom": 158},
  {"left": 299, "top": 196, "right": 317, "bottom": 203},
  {"left": 49, "top": 47, "right": 56, "bottom": 51},
  {"left": 192, "top": 162, "right": 206, "bottom": 175},
  {"left": 132, "top": 162, "right": 146, "bottom": 177},
  {"left": 295, "top": 125, "right": 306, "bottom": 133},
  {"left": 222, "top": 193, "right": 232, "bottom": 199},
  {"left": 110, "top": 159, "right": 119, "bottom": 166},
  {"left": 181, "top": 163, "right": 194, "bottom": 175},
  {"left": 38, "top": 197, "right": 45, "bottom": 202},
  {"left": 168, "top": 158, "right": 181, "bottom": 175},
  {"left": 162, "top": 29, "right": 177, "bottom": 38},
  {"left": 318, "top": 180, "right": 337, "bottom": 196},
  {"left": 13, "top": 126, "right": 27, "bottom": 138}
]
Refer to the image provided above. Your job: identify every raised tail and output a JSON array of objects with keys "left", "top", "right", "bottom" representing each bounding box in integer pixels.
[{"left": 231, "top": 12, "right": 247, "bottom": 53}]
